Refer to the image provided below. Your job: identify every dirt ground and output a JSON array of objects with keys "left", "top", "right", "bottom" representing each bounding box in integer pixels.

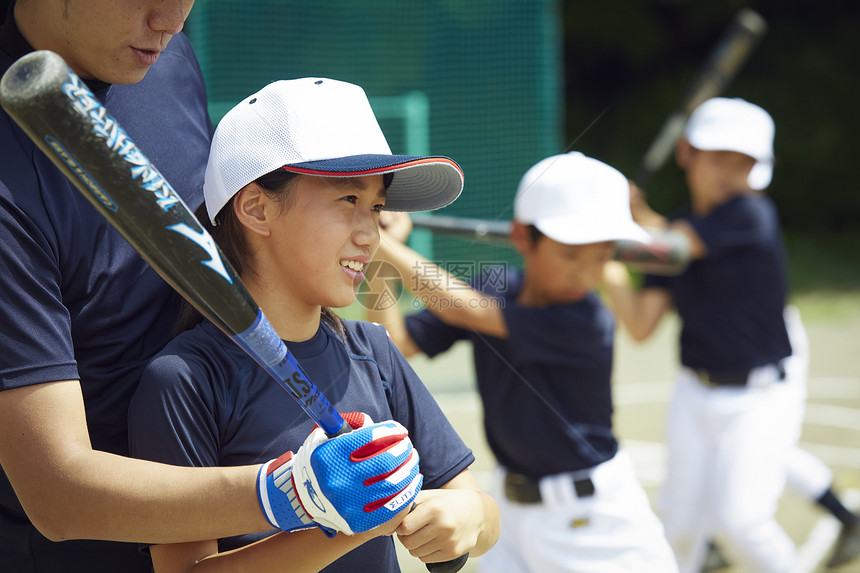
[{"left": 394, "top": 293, "right": 860, "bottom": 572}]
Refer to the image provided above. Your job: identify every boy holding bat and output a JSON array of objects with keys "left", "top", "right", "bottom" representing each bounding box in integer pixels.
[
  {"left": 0, "top": 1, "right": 421, "bottom": 571},
  {"left": 603, "top": 97, "right": 859, "bottom": 572},
  {"left": 366, "top": 151, "right": 678, "bottom": 572}
]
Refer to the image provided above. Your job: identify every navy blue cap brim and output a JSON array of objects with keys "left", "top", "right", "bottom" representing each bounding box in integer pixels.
[{"left": 282, "top": 154, "right": 463, "bottom": 212}]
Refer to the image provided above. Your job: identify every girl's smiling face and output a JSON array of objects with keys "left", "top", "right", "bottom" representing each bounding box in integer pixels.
[{"left": 264, "top": 174, "right": 387, "bottom": 311}]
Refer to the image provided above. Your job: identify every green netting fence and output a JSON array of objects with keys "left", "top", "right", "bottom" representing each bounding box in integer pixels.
[{"left": 186, "top": 0, "right": 563, "bottom": 272}]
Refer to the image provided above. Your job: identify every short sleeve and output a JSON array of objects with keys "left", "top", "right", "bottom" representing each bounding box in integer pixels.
[
  {"left": 0, "top": 155, "right": 78, "bottom": 389},
  {"left": 405, "top": 309, "right": 470, "bottom": 358},
  {"left": 128, "top": 351, "right": 221, "bottom": 467},
  {"left": 688, "top": 194, "right": 779, "bottom": 257}
]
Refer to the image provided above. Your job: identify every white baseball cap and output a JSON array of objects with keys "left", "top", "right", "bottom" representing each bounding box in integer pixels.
[
  {"left": 204, "top": 78, "right": 464, "bottom": 224},
  {"left": 514, "top": 152, "right": 650, "bottom": 245},
  {"left": 684, "top": 97, "right": 775, "bottom": 190}
]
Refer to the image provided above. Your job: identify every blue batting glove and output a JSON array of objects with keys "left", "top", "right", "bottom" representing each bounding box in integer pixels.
[{"left": 257, "top": 412, "right": 422, "bottom": 536}]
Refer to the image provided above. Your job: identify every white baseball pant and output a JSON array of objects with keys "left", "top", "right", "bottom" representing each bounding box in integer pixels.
[
  {"left": 478, "top": 451, "right": 678, "bottom": 573},
  {"left": 659, "top": 361, "right": 799, "bottom": 573}
]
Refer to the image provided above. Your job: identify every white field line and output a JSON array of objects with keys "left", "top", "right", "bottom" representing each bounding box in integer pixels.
[
  {"left": 804, "top": 403, "right": 860, "bottom": 432},
  {"left": 430, "top": 377, "right": 860, "bottom": 409},
  {"left": 612, "top": 377, "right": 860, "bottom": 406}
]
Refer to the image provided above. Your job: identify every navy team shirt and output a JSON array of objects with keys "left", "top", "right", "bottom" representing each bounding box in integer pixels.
[
  {"left": 644, "top": 194, "right": 792, "bottom": 373},
  {"left": 129, "top": 319, "right": 474, "bottom": 572},
  {"left": 0, "top": 7, "right": 212, "bottom": 570},
  {"left": 406, "top": 267, "right": 618, "bottom": 479}
]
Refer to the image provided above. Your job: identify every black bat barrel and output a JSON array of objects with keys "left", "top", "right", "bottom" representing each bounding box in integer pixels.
[
  {"left": 1, "top": 51, "right": 257, "bottom": 336},
  {"left": 0, "top": 50, "right": 349, "bottom": 437}
]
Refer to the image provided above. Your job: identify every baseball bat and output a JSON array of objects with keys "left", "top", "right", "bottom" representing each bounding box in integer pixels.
[
  {"left": 0, "top": 50, "right": 348, "bottom": 438},
  {"left": 633, "top": 8, "right": 768, "bottom": 187},
  {"left": 411, "top": 215, "right": 512, "bottom": 245},
  {"left": 411, "top": 214, "right": 690, "bottom": 275},
  {"left": 0, "top": 50, "right": 468, "bottom": 573}
]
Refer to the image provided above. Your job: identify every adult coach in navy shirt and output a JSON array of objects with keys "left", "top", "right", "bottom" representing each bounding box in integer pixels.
[{"left": 0, "top": 2, "right": 419, "bottom": 571}]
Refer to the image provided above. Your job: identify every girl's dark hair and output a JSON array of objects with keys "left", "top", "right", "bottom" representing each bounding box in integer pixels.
[
  {"left": 174, "top": 168, "right": 379, "bottom": 339},
  {"left": 527, "top": 224, "right": 544, "bottom": 244}
]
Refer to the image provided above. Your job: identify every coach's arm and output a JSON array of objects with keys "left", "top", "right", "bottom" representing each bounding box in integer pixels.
[{"left": 0, "top": 381, "right": 269, "bottom": 543}]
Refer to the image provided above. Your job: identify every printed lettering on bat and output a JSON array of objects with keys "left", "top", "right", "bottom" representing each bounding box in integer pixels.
[
  {"left": 61, "top": 72, "right": 180, "bottom": 211},
  {"left": 285, "top": 370, "right": 312, "bottom": 400}
]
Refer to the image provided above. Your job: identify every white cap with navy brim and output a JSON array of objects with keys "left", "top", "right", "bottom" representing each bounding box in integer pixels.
[
  {"left": 684, "top": 97, "right": 775, "bottom": 190},
  {"left": 514, "top": 152, "right": 650, "bottom": 245},
  {"left": 204, "top": 78, "right": 464, "bottom": 224}
]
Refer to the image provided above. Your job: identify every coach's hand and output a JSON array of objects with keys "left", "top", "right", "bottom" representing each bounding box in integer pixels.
[{"left": 257, "top": 412, "right": 422, "bottom": 536}]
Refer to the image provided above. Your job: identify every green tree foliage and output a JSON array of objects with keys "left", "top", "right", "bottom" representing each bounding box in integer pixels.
[{"left": 562, "top": 1, "right": 860, "bottom": 237}]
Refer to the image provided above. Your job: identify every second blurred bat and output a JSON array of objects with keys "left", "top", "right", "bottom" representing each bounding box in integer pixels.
[
  {"left": 634, "top": 8, "right": 768, "bottom": 187},
  {"left": 411, "top": 214, "right": 690, "bottom": 275}
]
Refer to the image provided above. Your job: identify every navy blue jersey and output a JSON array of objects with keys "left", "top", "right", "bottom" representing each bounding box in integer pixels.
[
  {"left": 406, "top": 267, "right": 617, "bottom": 478},
  {"left": 643, "top": 194, "right": 792, "bottom": 372},
  {"left": 128, "top": 319, "right": 474, "bottom": 572},
  {"left": 0, "top": 12, "right": 212, "bottom": 571}
]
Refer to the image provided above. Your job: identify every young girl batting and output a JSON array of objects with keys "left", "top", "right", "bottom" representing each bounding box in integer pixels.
[{"left": 128, "top": 78, "right": 499, "bottom": 572}]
